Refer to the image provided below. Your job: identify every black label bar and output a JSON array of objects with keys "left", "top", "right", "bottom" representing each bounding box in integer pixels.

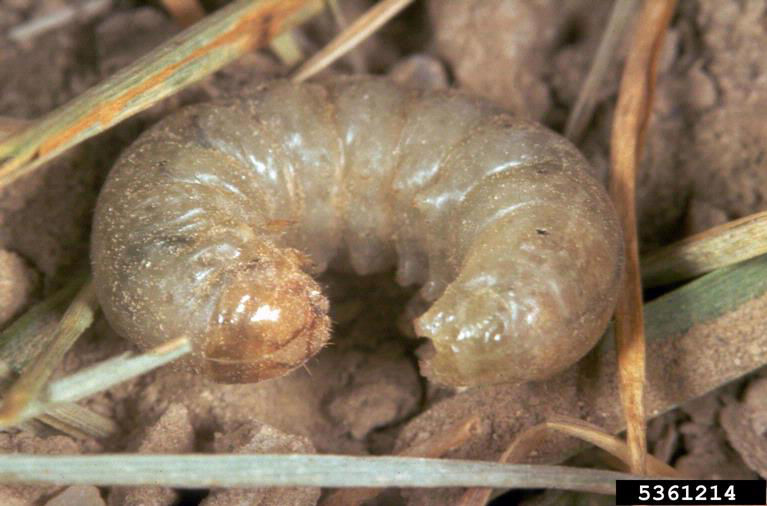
[{"left": 616, "top": 480, "right": 766, "bottom": 505}]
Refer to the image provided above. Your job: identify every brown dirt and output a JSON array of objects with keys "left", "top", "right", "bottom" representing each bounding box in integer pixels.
[
  {"left": 202, "top": 422, "right": 319, "bottom": 506},
  {"left": 2, "top": 1, "right": 767, "bottom": 505},
  {"left": 107, "top": 403, "right": 196, "bottom": 506},
  {"left": 0, "top": 431, "right": 85, "bottom": 505}
]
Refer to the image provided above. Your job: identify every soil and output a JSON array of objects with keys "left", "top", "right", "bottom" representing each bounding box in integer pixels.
[{"left": 1, "top": 1, "right": 767, "bottom": 505}]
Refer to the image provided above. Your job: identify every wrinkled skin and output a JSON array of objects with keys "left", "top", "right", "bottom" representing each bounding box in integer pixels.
[{"left": 92, "top": 78, "right": 623, "bottom": 386}]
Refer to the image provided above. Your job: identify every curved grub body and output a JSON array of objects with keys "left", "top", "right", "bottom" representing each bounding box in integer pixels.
[{"left": 91, "top": 78, "right": 623, "bottom": 387}]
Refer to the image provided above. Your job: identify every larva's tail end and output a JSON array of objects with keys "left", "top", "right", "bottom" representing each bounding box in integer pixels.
[
  {"left": 414, "top": 285, "right": 523, "bottom": 388},
  {"left": 414, "top": 281, "right": 606, "bottom": 388},
  {"left": 201, "top": 248, "right": 331, "bottom": 384}
]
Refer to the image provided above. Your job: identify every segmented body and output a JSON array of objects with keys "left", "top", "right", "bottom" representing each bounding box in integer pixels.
[{"left": 91, "top": 78, "right": 623, "bottom": 387}]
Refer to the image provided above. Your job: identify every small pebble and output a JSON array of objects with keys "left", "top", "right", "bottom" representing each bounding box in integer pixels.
[
  {"left": 0, "top": 249, "right": 36, "bottom": 327},
  {"left": 45, "top": 486, "right": 105, "bottom": 506},
  {"left": 389, "top": 54, "right": 449, "bottom": 90}
]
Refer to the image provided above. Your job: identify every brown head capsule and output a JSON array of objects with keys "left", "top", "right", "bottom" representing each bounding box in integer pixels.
[{"left": 91, "top": 78, "right": 623, "bottom": 386}]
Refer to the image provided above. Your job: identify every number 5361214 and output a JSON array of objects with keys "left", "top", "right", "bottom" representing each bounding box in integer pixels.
[{"left": 616, "top": 479, "right": 765, "bottom": 505}]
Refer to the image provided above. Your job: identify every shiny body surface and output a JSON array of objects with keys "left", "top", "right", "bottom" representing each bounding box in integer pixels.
[{"left": 92, "top": 78, "right": 623, "bottom": 386}]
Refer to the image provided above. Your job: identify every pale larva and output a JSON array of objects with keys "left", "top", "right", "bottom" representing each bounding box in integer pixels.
[{"left": 91, "top": 77, "right": 623, "bottom": 387}]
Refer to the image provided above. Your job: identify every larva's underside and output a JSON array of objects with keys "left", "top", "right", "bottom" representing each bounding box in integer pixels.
[{"left": 91, "top": 78, "right": 623, "bottom": 387}]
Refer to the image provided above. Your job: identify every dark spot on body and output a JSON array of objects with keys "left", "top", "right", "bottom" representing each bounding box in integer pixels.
[
  {"left": 156, "top": 159, "right": 171, "bottom": 176},
  {"left": 244, "top": 258, "right": 263, "bottom": 270},
  {"left": 159, "top": 234, "right": 194, "bottom": 247}
]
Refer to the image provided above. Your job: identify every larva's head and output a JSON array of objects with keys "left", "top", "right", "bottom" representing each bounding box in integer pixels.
[{"left": 201, "top": 246, "right": 330, "bottom": 383}]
